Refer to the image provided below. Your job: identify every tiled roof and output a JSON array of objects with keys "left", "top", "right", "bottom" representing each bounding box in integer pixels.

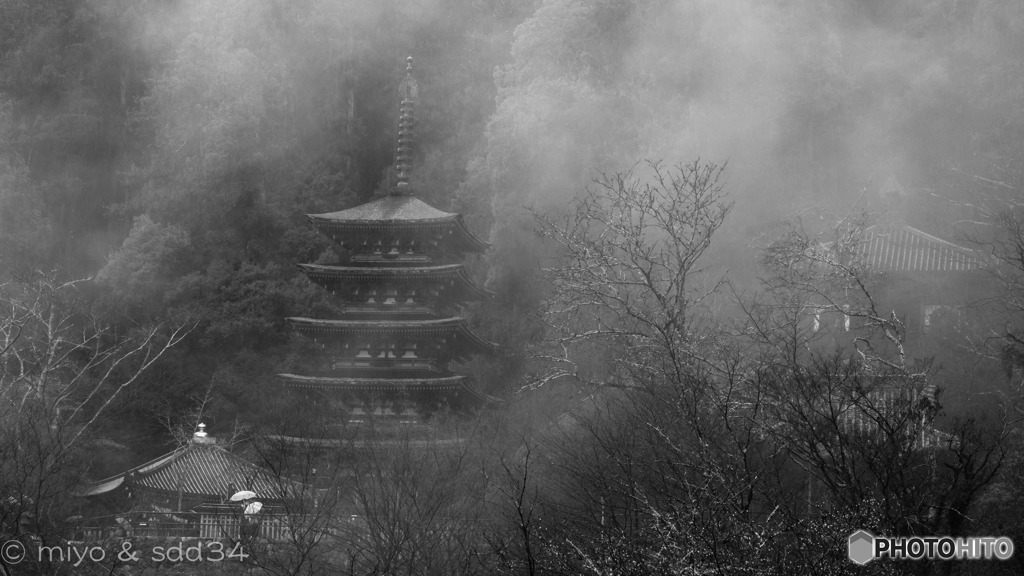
[
  {"left": 859, "top": 225, "right": 981, "bottom": 273},
  {"left": 82, "top": 443, "right": 282, "bottom": 500}
]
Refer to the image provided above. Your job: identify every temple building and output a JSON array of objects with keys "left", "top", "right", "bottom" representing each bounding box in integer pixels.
[
  {"left": 278, "top": 57, "right": 497, "bottom": 433},
  {"left": 811, "top": 177, "right": 988, "bottom": 343},
  {"left": 79, "top": 425, "right": 289, "bottom": 540}
]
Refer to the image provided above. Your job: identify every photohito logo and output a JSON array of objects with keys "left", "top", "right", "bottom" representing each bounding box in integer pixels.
[
  {"left": 848, "top": 530, "right": 1015, "bottom": 564},
  {"left": 848, "top": 530, "right": 874, "bottom": 565}
]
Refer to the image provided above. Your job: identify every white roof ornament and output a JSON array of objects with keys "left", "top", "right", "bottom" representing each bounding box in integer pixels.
[{"left": 193, "top": 422, "right": 214, "bottom": 444}]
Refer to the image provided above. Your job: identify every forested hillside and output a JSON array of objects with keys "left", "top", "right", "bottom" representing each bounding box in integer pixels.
[{"left": 1, "top": 0, "right": 535, "bottom": 459}]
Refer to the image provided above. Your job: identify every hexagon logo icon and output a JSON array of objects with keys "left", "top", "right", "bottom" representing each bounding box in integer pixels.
[{"left": 848, "top": 530, "right": 875, "bottom": 565}]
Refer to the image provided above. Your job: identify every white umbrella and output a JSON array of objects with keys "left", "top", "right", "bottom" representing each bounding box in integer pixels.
[
  {"left": 244, "top": 501, "right": 263, "bottom": 515},
  {"left": 229, "top": 490, "right": 257, "bottom": 502}
]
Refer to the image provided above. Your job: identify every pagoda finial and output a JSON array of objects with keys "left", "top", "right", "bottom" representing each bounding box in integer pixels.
[
  {"left": 392, "top": 56, "right": 418, "bottom": 196},
  {"left": 193, "top": 422, "right": 214, "bottom": 444}
]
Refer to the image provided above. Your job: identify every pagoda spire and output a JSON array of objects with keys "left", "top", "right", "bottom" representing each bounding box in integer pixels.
[{"left": 392, "top": 56, "right": 417, "bottom": 196}]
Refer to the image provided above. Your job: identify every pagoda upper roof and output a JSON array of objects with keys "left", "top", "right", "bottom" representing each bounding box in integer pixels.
[
  {"left": 310, "top": 195, "right": 457, "bottom": 224},
  {"left": 297, "top": 263, "right": 491, "bottom": 299},
  {"left": 277, "top": 373, "right": 467, "bottom": 391},
  {"left": 307, "top": 196, "right": 490, "bottom": 252},
  {"left": 287, "top": 316, "right": 498, "bottom": 354},
  {"left": 80, "top": 441, "right": 283, "bottom": 500}
]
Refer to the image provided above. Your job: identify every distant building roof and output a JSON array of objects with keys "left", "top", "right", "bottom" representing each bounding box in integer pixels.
[{"left": 859, "top": 225, "right": 982, "bottom": 273}]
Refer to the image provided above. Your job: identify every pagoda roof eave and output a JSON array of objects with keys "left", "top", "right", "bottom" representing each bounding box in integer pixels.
[
  {"left": 287, "top": 316, "right": 499, "bottom": 354},
  {"left": 459, "top": 383, "right": 504, "bottom": 404},
  {"left": 453, "top": 217, "right": 491, "bottom": 252},
  {"left": 299, "top": 263, "right": 464, "bottom": 275},
  {"left": 306, "top": 196, "right": 490, "bottom": 253},
  {"left": 277, "top": 373, "right": 467, "bottom": 390},
  {"left": 451, "top": 325, "right": 500, "bottom": 355},
  {"left": 308, "top": 216, "right": 490, "bottom": 253},
  {"left": 289, "top": 316, "right": 465, "bottom": 330},
  {"left": 297, "top": 263, "right": 493, "bottom": 299},
  {"left": 308, "top": 195, "right": 458, "bottom": 224}
]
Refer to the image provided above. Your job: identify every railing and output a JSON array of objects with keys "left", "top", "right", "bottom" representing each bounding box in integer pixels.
[
  {"left": 80, "top": 511, "right": 293, "bottom": 542},
  {"left": 136, "top": 518, "right": 197, "bottom": 539},
  {"left": 199, "top": 514, "right": 291, "bottom": 540}
]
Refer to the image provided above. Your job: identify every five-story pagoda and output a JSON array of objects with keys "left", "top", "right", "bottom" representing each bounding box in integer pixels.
[{"left": 279, "top": 58, "right": 496, "bottom": 431}]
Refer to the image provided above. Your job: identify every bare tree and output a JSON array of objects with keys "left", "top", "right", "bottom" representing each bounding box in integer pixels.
[
  {"left": 520, "top": 160, "right": 816, "bottom": 575},
  {"left": 341, "top": 426, "right": 488, "bottom": 576},
  {"left": 481, "top": 435, "right": 542, "bottom": 576},
  {"left": 0, "top": 271, "right": 193, "bottom": 440},
  {"left": 530, "top": 159, "right": 732, "bottom": 392},
  {"left": 750, "top": 218, "right": 1011, "bottom": 575},
  {"left": 242, "top": 419, "right": 352, "bottom": 576},
  {"left": 0, "top": 270, "right": 192, "bottom": 575},
  {"left": 924, "top": 154, "right": 1024, "bottom": 400},
  {"left": 511, "top": 159, "right": 1010, "bottom": 575},
  {"left": 758, "top": 213, "right": 920, "bottom": 372}
]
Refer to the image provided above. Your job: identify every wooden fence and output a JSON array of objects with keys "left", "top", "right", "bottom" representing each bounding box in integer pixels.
[
  {"left": 80, "top": 511, "right": 292, "bottom": 541},
  {"left": 198, "top": 513, "right": 291, "bottom": 540}
]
